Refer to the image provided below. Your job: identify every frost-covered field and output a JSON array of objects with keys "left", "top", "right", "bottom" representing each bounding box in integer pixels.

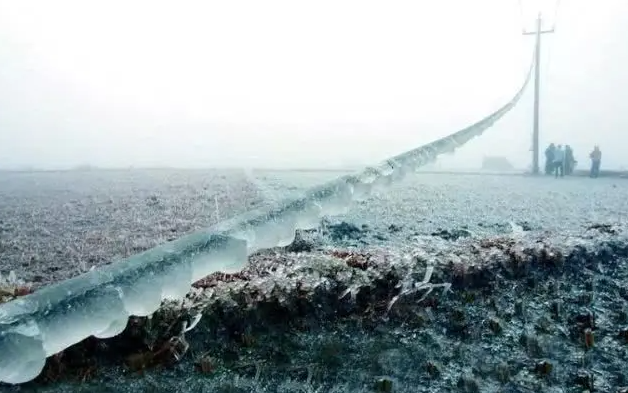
[
  {"left": 2, "top": 169, "right": 628, "bottom": 392},
  {"left": 1, "top": 169, "right": 626, "bottom": 283},
  {"left": 259, "top": 170, "right": 628, "bottom": 241},
  {"left": 0, "top": 169, "right": 263, "bottom": 285}
]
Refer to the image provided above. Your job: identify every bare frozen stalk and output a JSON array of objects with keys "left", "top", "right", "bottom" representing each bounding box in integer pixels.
[
  {"left": 387, "top": 263, "right": 452, "bottom": 313},
  {"left": 184, "top": 312, "right": 203, "bottom": 333}
]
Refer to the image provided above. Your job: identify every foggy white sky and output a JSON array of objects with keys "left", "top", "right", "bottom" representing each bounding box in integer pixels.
[{"left": 0, "top": 0, "right": 626, "bottom": 170}]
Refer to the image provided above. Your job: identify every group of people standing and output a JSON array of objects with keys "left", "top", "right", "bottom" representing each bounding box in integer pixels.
[
  {"left": 544, "top": 143, "right": 602, "bottom": 178},
  {"left": 545, "top": 144, "right": 576, "bottom": 177}
]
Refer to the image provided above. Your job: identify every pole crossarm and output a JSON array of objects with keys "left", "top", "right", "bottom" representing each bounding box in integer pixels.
[{"left": 523, "top": 29, "right": 554, "bottom": 35}]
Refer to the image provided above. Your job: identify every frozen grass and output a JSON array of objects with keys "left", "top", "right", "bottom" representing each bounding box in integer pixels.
[
  {"left": 0, "top": 270, "right": 32, "bottom": 304},
  {"left": 3, "top": 170, "right": 626, "bottom": 288},
  {"left": 0, "top": 169, "right": 264, "bottom": 285}
]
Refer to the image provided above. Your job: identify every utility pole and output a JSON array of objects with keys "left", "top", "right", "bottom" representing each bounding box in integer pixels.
[{"left": 524, "top": 13, "right": 554, "bottom": 175}]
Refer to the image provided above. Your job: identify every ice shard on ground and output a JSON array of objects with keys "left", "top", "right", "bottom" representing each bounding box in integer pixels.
[{"left": 0, "top": 56, "right": 534, "bottom": 385}]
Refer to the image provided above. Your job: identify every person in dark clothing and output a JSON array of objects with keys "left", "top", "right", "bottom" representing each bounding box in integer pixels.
[
  {"left": 590, "top": 145, "right": 602, "bottom": 178},
  {"left": 564, "top": 145, "right": 576, "bottom": 175},
  {"left": 545, "top": 143, "right": 556, "bottom": 175},
  {"left": 553, "top": 144, "right": 565, "bottom": 178}
]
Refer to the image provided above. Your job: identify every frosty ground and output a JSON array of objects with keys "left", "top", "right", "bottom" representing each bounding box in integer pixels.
[
  {"left": 1, "top": 169, "right": 628, "bottom": 392},
  {"left": 1, "top": 169, "right": 625, "bottom": 284}
]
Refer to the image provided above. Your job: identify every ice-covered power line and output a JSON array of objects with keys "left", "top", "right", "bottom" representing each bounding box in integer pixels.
[{"left": 0, "top": 50, "right": 535, "bottom": 384}]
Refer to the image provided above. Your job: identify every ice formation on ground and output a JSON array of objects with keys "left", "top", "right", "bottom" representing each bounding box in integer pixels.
[{"left": 0, "top": 60, "right": 533, "bottom": 384}]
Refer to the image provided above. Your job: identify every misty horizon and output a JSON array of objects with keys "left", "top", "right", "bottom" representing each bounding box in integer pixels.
[{"left": 1, "top": 0, "right": 627, "bottom": 171}]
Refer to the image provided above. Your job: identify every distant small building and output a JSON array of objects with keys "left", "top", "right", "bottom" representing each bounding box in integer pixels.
[
  {"left": 71, "top": 164, "right": 97, "bottom": 171},
  {"left": 481, "top": 156, "right": 515, "bottom": 171}
]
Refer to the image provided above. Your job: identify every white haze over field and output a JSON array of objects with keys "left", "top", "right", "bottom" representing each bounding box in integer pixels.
[{"left": 0, "top": 0, "right": 627, "bottom": 170}]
